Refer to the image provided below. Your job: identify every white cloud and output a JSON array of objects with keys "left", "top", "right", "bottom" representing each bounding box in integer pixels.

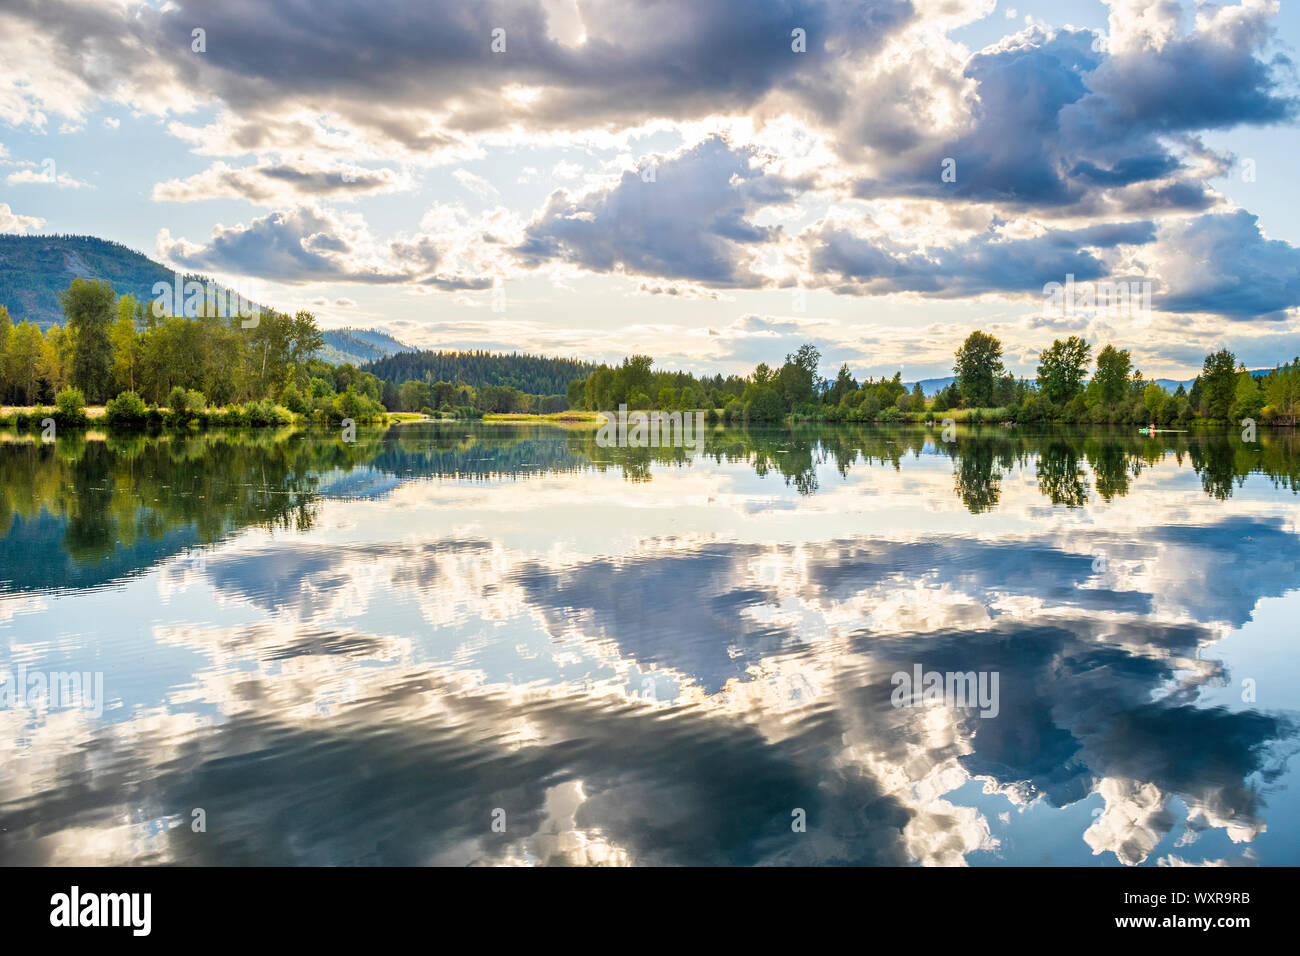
[
  {"left": 6, "top": 168, "right": 92, "bottom": 189},
  {"left": 152, "top": 160, "right": 411, "bottom": 205},
  {"left": 0, "top": 202, "right": 45, "bottom": 233},
  {"left": 452, "top": 169, "right": 501, "bottom": 201}
]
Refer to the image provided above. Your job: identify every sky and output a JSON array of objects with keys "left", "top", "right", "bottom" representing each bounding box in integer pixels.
[{"left": 1, "top": 0, "right": 1299, "bottom": 381}]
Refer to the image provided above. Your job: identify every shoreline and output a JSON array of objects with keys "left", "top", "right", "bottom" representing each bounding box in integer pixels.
[{"left": 1, "top": 405, "right": 1293, "bottom": 432}]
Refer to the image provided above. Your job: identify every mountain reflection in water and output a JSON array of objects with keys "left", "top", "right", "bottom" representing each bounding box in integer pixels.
[{"left": 0, "top": 422, "right": 1297, "bottom": 865}]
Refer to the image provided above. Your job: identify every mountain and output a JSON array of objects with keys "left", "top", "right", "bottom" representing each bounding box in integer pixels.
[
  {"left": 0, "top": 234, "right": 413, "bottom": 366},
  {"left": 904, "top": 377, "right": 955, "bottom": 398},
  {"left": 0, "top": 234, "right": 233, "bottom": 329},
  {"left": 318, "top": 328, "right": 416, "bottom": 366}
]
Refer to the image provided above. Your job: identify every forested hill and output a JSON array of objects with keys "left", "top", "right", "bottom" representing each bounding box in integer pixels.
[
  {"left": 0, "top": 234, "right": 224, "bottom": 328},
  {"left": 0, "top": 234, "right": 418, "bottom": 366},
  {"left": 363, "top": 349, "right": 598, "bottom": 394}
]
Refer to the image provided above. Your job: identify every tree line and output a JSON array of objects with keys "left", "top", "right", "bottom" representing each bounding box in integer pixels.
[
  {"left": 9, "top": 277, "right": 1296, "bottom": 430},
  {"left": 389, "top": 378, "right": 573, "bottom": 416},
  {"left": 565, "top": 332, "right": 1300, "bottom": 427},
  {"left": 0, "top": 278, "right": 388, "bottom": 426},
  {"left": 365, "top": 349, "right": 597, "bottom": 396}
]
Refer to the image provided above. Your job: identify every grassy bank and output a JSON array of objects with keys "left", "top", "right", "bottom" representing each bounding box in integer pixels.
[{"left": 482, "top": 410, "right": 604, "bottom": 424}]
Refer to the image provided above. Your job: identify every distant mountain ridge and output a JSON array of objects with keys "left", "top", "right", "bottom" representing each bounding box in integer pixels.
[
  {"left": 904, "top": 377, "right": 956, "bottom": 398},
  {"left": 903, "top": 373, "right": 1270, "bottom": 398},
  {"left": 904, "top": 375, "right": 1200, "bottom": 397},
  {"left": 318, "top": 328, "right": 416, "bottom": 366}
]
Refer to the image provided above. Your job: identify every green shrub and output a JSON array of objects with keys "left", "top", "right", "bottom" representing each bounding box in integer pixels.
[
  {"left": 280, "top": 384, "right": 308, "bottom": 415},
  {"left": 162, "top": 387, "right": 206, "bottom": 425},
  {"left": 242, "top": 399, "right": 293, "bottom": 427},
  {"left": 334, "top": 386, "right": 365, "bottom": 422},
  {"left": 10, "top": 408, "right": 43, "bottom": 430},
  {"left": 316, "top": 386, "right": 386, "bottom": 424},
  {"left": 54, "top": 387, "right": 87, "bottom": 426},
  {"left": 106, "top": 391, "right": 149, "bottom": 428},
  {"left": 309, "top": 396, "right": 334, "bottom": 421},
  {"left": 745, "top": 387, "right": 784, "bottom": 422}
]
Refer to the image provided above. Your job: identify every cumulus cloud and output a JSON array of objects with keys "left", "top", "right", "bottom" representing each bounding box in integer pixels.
[
  {"left": 2, "top": 0, "right": 1298, "bottom": 340},
  {"left": 4, "top": 164, "right": 92, "bottom": 189},
  {"left": 152, "top": 160, "right": 410, "bottom": 205},
  {"left": 515, "top": 134, "right": 807, "bottom": 287},
  {"left": 0, "top": 0, "right": 911, "bottom": 151},
  {"left": 0, "top": 203, "right": 44, "bottom": 233},
  {"left": 805, "top": 217, "right": 1156, "bottom": 298},
  {"left": 158, "top": 207, "right": 411, "bottom": 284},
  {"left": 159, "top": 204, "right": 507, "bottom": 288},
  {"left": 1151, "top": 210, "right": 1300, "bottom": 319},
  {"left": 848, "top": 5, "right": 1295, "bottom": 217}
]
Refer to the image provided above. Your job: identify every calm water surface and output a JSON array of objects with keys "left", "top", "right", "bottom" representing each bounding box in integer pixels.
[{"left": 1, "top": 423, "right": 1297, "bottom": 865}]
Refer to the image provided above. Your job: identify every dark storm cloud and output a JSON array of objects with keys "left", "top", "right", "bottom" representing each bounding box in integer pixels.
[
  {"left": 1, "top": 0, "right": 913, "bottom": 147},
  {"left": 1155, "top": 210, "right": 1300, "bottom": 319},
  {"left": 167, "top": 0, "right": 913, "bottom": 136},
  {"left": 807, "top": 208, "right": 1300, "bottom": 319},
  {"left": 854, "top": 21, "right": 1297, "bottom": 215}
]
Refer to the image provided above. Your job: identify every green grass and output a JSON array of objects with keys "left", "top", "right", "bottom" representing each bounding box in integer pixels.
[{"left": 482, "top": 410, "right": 603, "bottom": 424}]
